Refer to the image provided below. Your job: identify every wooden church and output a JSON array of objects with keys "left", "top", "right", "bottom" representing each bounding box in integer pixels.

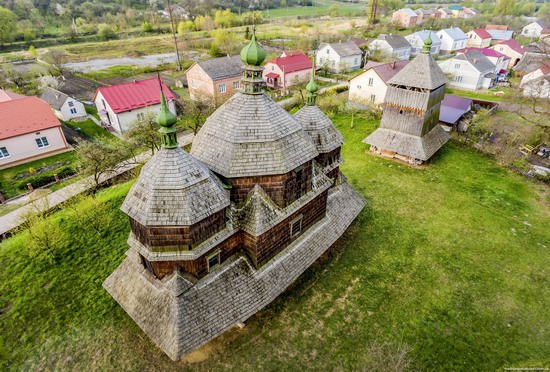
[
  {"left": 103, "top": 31, "right": 366, "bottom": 360},
  {"left": 363, "top": 33, "right": 450, "bottom": 165}
]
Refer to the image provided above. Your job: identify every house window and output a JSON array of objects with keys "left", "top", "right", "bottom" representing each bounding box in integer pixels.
[
  {"left": 354, "top": 57, "right": 359, "bottom": 65},
  {"left": 454, "top": 63, "right": 461, "bottom": 69},
  {"left": 68, "top": 101, "right": 74, "bottom": 107},
  {"left": 35, "top": 137, "right": 49, "bottom": 148},
  {"left": 370, "top": 94, "right": 376, "bottom": 102},
  {"left": 368, "top": 77, "right": 374, "bottom": 86},
  {"left": 140, "top": 254, "right": 155, "bottom": 276},
  {"left": 272, "top": 65, "right": 274, "bottom": 70},
  {"left": 454, "top": 76, "right": 463, "bottom": 82},
  {"left": 137, "top": 112, "right": 145, "bottom": 121},
  {"left": 233, "top": 81, "right": 240, "bottom": 89},
  {"left": 326, "top": 49, "right": 329, "bottom": 54},
  {"left": 219, "top": 83, "right": 226, "bottom": 93},
  {"left": 191, "top": 80, "right": 197, "bottom": 88},
  {"left": 0, "top": 147, "right": 9, "bottom": 159},
  {"left": 357, "top": 85, "right": 362, "bottom": 89},
  {"left": 207, "top": 250, "right": 221, "bottom": 272},
  {"left": 70, "top": 108, "right": 77, "bottom": 114},
  {"left": 101, "top": 99, "right": 106, "bottom": 109},
  {"left": 290, "top": 216, "right": 303, "bottom": 238},
  {"left": 331, "top": 61, "right": 335, "bottom": 67}
]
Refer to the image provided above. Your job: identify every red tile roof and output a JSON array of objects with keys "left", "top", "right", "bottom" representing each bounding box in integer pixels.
[
  {"left": 96, "top": 78, "right": 175, "bottom": 114},
  {"left": 470, "top": 28, "right": 492, "bottom": 39},
  {"left": 0, "top": 89, "right": 24, "bottom": 103},
  {"left": 458, "top": 47, "right": 508, "bottom": 59},
  {"left": 267, "top": 53, "right": 312, "bottom": 74},
  {"left": 493, "top": 39, "right": 525, "bottom": 55},
  {"left": 0, "top": 97, "right": 61, "bottom": 140}
]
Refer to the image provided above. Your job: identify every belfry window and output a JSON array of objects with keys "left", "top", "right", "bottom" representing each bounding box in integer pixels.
[
  {"left": 140, "top": 254, "right": 155, "bottom": 276},
  {"left": 290, "top": 216, "right": 303, "bottom": 238},
  {"left": 207, "top": 250, "right": 221, "bottom": 272}
]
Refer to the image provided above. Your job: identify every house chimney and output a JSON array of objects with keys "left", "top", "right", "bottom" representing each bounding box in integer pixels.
[
  {"left": 473, "top": 58, "right": 478, "bottom": 63},
  {"left": 55, "top": 94, "right": 59, "bottom": 99},
  {"left": 391, "top": 61, "right": 396, "bottom": 69}
]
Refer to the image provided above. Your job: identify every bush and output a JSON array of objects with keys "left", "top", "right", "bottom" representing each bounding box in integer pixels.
[
  {"left": 142, "top": 21, "right": 153, "bottom": 33},
  {"left": 98, "top": 24, "right": 117, "bottom": 40}
]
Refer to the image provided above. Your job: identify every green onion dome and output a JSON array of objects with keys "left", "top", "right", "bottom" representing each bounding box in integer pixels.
[
  {"left": 156, "top": 92, "right": 177, "bottom": 128},
  {"left": 240, "top": 33, "right": 266, "bottom": 66}
]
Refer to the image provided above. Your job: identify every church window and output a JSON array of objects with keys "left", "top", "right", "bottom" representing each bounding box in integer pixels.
[
  {"left": 219, "top": 83, "right": 227, "bottom": 93},
  {"left": 368, "top": 77, "right": 374, "bottom": 86},
  {"left": 290, "top": 216, "right": 303, "bottom": 238},
  {"left": 207, "top": 250, "right": 221, "bottom": 272},
  {"left": 0, "top": 147, "right": 9, "bottom": 158}
]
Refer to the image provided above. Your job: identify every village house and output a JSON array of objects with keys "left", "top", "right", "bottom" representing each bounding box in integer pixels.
[
  {"left": 406, "top": 30, "right": 442, "bottom": 55},
  {"left": 515, "top": 40, "right": 550, "bottom": 76},
  {"left": 491, "top": 39, "right": 525, "bottom": 68},
  {"left": 186, "top": 55, "right": 242, "bottom": 102},
  {"left": 316, "top": 41, "right": 363, "bottom": 73},
  {"left": 520, "top": 64, "right": 550, "bottom": 98},
  {"left": 466, "top": 29, "right": 492, "bottom": 48},
  {"left": 448, "top": 4, "right": 464, "bottom": 18},
  {"left": 368, "top": 34, "right": 412, "bottom": 61},
  {"left": 438, "top": 49, "right": 497, "bottom": 90},
  {"left": 0, "top": 95, "right": 69, "bottom": 169},
  {"left": 263, "top": 51, "right": 312, "bottom": 91},
  {"left": 458, "top": 47, "right": 510, "bottom": 80},
  {"left": 522, "top": 20, "right": 548, "bottom": 38},
  {"left": 161, "top": 4, "right": 190, "bottom": 20},
  {"left": 103, "top": 31, "right": 365, "bottom": 361},
  {"left": 391, "top": 8, "right": 418, "bottom": 27},
  {"left": 363, "top": 37, "right": 449, "bottom": 165},
  {"left": 94, "top": 78, "right": 176, "bottom": 134},
  {"left": 349, "top": 60, "right": 408, "bottom": 104},
  {"left": 438, "top": 8, "right": 453, "bottom": 19},
  {"left": 462, "top": 7, "right": 479, "bottom": 18},
  {"left": 40, "top": 87, "right": 86, "bottom": 121},
  {"left": 439, "top": 95, "right": 473, "bottom": 128},
  {"left": 436, "top": 27, "right": 468, "bottom": 53},
  {"left": 415, "top": 8, "right": 441, "bottom": 23},
  {"left": 0, "top": 90, "right": 23, "bottom": 102}
]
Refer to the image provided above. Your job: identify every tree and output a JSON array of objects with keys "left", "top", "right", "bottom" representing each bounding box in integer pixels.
[
  {"left": 142, "top": 21, "right": 153, "bottom": 33},
  {"left": 329, "top": 4, "right": 340, "bottom": 17},
  {"left": 177, "top": 20, "right": 195, "bottom": 34},
  {"left": 0, "top": 7, "right": 18, "bottom": 48},
  {"left": 179, "top": 95, "right": 215, "bottom": 135},
  {"left": 98, "top": 23, "right": 117, "bottom": 40},
  {"left": 75, "top": 139, "right": 133, "bottom": 192},
  {"left": 124, "top": 112, "right": 161, "bottom": 155},
  {"left": 37, "top": 75, "right": 59, "bottom": 91},
  {"left": 43, "top": 49, "right": 68, "bottom": 76},
  {"left": 28, "top": 45, "right": 37, "bottom": 58},
  {"left": 494, "top": 0, "right": 516, "bottom": 16},
  {"left": 67, "top": 194, "right": 113, "bottom": 237},
  {"left": 214, "top": 9, "right": 237, "bottom": 28}
]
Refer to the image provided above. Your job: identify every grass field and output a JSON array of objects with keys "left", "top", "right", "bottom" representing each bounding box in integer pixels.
[
  {"left": 265, "top": 0, "right": 366, "bottom": 18},
  {"left": 1, "top": 112, "right": 550, "bottom": 370},
  {"left": 63, "top": 119, "right": 121, "bottom": 144}
]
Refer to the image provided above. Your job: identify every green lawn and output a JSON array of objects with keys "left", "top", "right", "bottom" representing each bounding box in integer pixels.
[
  {"left": 265, "top": 0, "right": 366, "bottom": 18},
  {"left": 0, "top": 151, "right": 78, "bottom": 200},
  {"left": 64, "top": 119, "right": 122, "bottom": 144},
  {"left": 1, "top": 112, "right": 550, "bottom": 370}
]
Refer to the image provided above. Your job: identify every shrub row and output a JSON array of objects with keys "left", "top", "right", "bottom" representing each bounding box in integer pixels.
[{"left": 16, "top": 166, "right": 77, "bottom": 191}]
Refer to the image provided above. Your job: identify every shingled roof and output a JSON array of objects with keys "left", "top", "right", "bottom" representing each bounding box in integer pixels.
[
  {"left": 121, "top": 147, "right": 230, "bottom": 226},
  {"left": 195, "top": 55, "right": 243, "bottom": 81},
  {"left": 387, "top": 53, "right": 447, "bottom": 90},
  {"left": 320, "top": 41, "right": 362, "bottom": 57},
  {"left": 191, "top": 92, "right": 318, "bottom": 178},
  {"left": 455, "top": 49, "right": 495, "bottom": 73},
  {"left": 40, "top": 87, "right": 70, "bottom": 110},
  {"left": 377, "top": 34, "right": 411, "bottom": 49},
  {"left": 293, "top": 105, "right": 344, "bottom": 154}
]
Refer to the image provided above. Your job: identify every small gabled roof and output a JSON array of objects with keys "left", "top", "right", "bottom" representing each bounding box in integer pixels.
[
  {"left": 377, "top": 34, "right": 411, "bottom": 50},
  {"left": 387, "top": 53, "right": 447, "bottom": 90},
  {"left": 448, "top": 4, "right": 464, "bottom": 10},
  {"left": 96, "top": 78, "right": 175, "bottom": 114},
  {"left": 493, "top": 39, "right": 525, "bottom": 55},
  {"left": 438, "top": 27, "right": 468, "bottom": 41},
  {"left": 455, "top": 50, "right": 495, "bottom": 73},
  {"left": 293, "top": 105, "right": 344, "bottom": 154},
  {"left": 458, "top": 47, "right": 508, "bottom": 60},
  {"left": 398, "top": 8, "right": 417, "bottom": 17},
  {"left": 267, "top": 53, "right": 312, "bottom": 74},
  {"left": 534, "top": 20, "right": 548, "bottom": 29},
  {"left": 349, "top": 37, "right": 369, "bottom": 47},
  {"left": 486, "top": 29, "right": 514, "bottom": 41},
  {"left": 40, "top": 87, "right": 70, "bottom": 110},
  {"left": 195, "top": 55, "right": 242, "bottom": 81},
  {"left": 356, "top": 60, "right": 409, "bottom": 83},
  {"left": 320, "top": 41, "right": 363, "bottom": 57},
  {"left": 469, "top": 28, "right": 492, "bottom": 39},
  {"left": 0, "top": 97, "right": 61, "bottom": 140}
]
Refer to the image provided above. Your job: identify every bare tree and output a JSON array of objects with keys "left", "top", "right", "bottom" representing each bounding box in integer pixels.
[
  {"left": 124, "top": 112, "right": 161, "bottom": 155},
  {"left": 178, "top": 94, "right": 216, "bottom": 135},
  {"left": 42, "top": 49, "right": 68, "bottom": 76}
]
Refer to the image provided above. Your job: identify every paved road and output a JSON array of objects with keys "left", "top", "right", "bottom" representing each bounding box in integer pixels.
[{"left": 0, "top": 132, "right": 195, "bottom": 239}]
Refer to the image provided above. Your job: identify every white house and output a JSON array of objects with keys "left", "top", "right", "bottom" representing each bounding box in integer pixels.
[
  {"left": 94, "top": 78, "right": 176, "bottom": 134},
  {"left": 0, "top": 95, "right": 70, "bottom": 169},
  {"left": 263, "top": 51, "right": 312, "bottom": 90},
  {"left": 438, "top": 49, "right": 496, "bottom": 90},
  {"left": 521, "top": 20, "right": 548, "bottom": 38},
  {"left": 520, "top": 64, "right": 550, "bottom": 98},
  {"left": 316, "top": 41, "right": 363, "bottom": 73},
  {"left": 349, "top": 60, "right": 408, "bottom": 105},
  {"left": 368, "top": 34, "right": 412, "bottom": 61},
  {"left": 466, "top": 28, "right": 492, "bottom": 48},
  {"left": 491, "top": 39, "right": 525, "bottom": 68},
  {"left": 406, "top": 30, "right": 442, "bottom": 55},
  {"left": 458, "top": 47, "right": 510, "bottom": 80},
  {"left": 436, "top": 27, "right": 468, "bottom": 53},
  {"left": 40, "top": 87, "right": 86, "bottom": 121}
]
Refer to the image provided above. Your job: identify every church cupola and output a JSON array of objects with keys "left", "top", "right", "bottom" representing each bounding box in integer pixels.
[
  {"left": 156, "top": 78, "right": 178, "bottom": 149},
  {"left": 240, "top": 26, "right": 266, "bottom": 94},
  {"left": 305, "top": 59, "right": 318, "bottom": 106}
]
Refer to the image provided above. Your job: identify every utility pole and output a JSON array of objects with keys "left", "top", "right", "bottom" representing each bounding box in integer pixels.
[{"left": 167, "top": 0, "right": 182, "bottom": 71}]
